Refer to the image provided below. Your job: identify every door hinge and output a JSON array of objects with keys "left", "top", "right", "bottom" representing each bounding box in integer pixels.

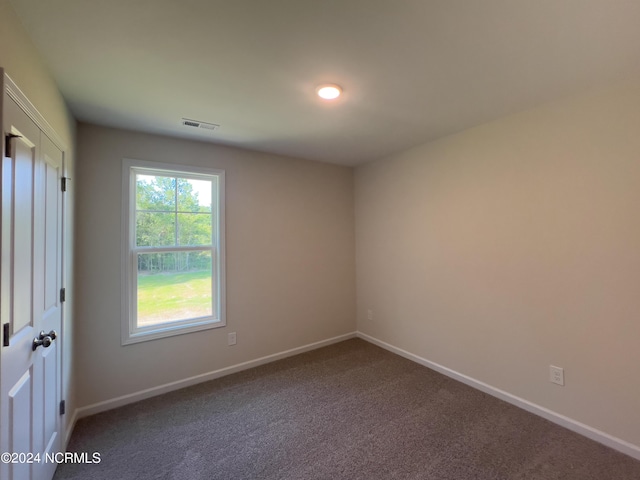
[
  {"left": 61, "top": 177, "right": 69, "bottom": 192},
  {"left": 60, "top": 288, "right": 66, "bottom": 303},
  {"left": 2, "top": 323, "right": 9, "bottom": 347},
  {"left": 5, "top": 133, "right": 22, "bottom": 158},
  {"left": 59, "top": 400, "right": 66, "bottom": 415}
]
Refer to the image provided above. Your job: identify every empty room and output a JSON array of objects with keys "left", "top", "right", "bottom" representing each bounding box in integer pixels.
[{"left": 1, "top": 0, "right": 640, "bottom": 479}]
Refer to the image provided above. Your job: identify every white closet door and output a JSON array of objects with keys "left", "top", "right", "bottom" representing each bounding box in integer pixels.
[{"left": 1, "top": 91, "right": 63, "bottom": 480}]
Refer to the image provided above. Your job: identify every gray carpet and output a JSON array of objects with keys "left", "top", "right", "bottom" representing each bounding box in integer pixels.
[{"left": 55, "top": 339, "right": 640, "bottom": 479}]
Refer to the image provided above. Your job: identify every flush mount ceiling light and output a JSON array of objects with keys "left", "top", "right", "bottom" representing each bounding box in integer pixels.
[{"left": 316, "top": 84, "right": 342, "bottom": 100}]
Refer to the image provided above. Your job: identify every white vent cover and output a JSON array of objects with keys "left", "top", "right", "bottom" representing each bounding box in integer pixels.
[{"left": 181, "top": 118, "right": 220, "bottom": 131}]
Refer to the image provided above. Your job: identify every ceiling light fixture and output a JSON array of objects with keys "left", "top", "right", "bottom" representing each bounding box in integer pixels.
[{"left": 316, "top": 84, "right": 342, "bottom": 100}]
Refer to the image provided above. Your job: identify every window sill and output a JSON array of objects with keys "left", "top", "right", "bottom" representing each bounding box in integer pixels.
[{"left": 122, "top": 318, "right": 225, "bottom": 345}]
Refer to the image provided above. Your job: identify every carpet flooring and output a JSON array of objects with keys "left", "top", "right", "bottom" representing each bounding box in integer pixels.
[{"left": 54, "top": 339, "right": 640, "bottom": 479}]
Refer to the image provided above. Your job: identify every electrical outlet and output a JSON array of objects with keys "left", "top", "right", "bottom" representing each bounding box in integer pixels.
[
  {"left": 228, "top": 332, "right": 237, "bottom": 346},
  {"left": 549, "top": 365, "right": 564, "bottom": 386},
  {"left": 367, "top": 309, "right": 373, "bottom": 321}
]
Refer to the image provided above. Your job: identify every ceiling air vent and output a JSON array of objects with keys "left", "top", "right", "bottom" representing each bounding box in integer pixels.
[{"left": 181, "top": 118, "right": 220, "bottom": 131}]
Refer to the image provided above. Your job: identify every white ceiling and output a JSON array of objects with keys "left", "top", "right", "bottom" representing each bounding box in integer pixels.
[{"left": 9, "top": 0, "right": 640, "bottom": 166}]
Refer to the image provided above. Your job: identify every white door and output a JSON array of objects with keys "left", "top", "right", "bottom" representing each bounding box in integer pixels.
[{"left": 0, "top": 92, "right": 64, "bottom": 480}]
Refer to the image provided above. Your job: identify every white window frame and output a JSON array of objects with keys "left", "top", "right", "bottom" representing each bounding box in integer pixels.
[{"left": 121, "top": 158, "right": 226, "bottom": 345}]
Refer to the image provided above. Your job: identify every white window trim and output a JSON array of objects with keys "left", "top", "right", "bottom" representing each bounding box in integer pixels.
[{"left": 121, "top": 158, "right": 226, "bottom": 345}]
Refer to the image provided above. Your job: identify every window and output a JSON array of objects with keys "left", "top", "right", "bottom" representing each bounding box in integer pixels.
[{"left": 121, "top": 159, "right": 225, "bottom": 344}]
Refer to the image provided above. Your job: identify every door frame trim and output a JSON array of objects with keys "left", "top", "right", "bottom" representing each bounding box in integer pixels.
[{"left": 4, "top": 73, "right": 67, "bottom": 152}]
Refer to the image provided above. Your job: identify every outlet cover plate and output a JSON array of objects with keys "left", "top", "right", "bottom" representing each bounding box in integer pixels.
[{"left": 550, "top": 365, "right": 564, "bottom": 386}]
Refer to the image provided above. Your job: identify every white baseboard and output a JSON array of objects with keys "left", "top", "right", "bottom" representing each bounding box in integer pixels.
[
  {"left": 357, "top": 331, "right": 640, "bottom": 462},
  {"left": 64, "top": 408, "right": 79, "bottom": 450},
  {"left": 74, "top": 332, "right": 357, "bottom": 421}
]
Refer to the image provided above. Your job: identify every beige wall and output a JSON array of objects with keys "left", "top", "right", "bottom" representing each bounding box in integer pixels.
[
  {"left": 0, "top": 0, "right": 77, "bottom": 437},
  {"left": 75, "top": 123, "right": 356, "bottom": 407},
  {"left": 355, "top": 80, "right": 640, "bottom": 447},
  {"left": 0, "top": 0, "right": 75, "bottom": 143}
]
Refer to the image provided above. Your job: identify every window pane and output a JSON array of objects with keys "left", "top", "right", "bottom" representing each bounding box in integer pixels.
[
  {"left": 136, "top": 212, "right": 176, "bottom": 246},
  {"left": 136, "top": 174, "right": 175, "bottom": 211},
  {"left": 124, "top": 160, "right": 225, "bottom": 345},
  {"left": 178, "top": 178, "right": 211, "bottom": 213},
  {"left": 137, "top": 251, "right": 212, "bottom": 327},
  {"left": 177, "top": 213, "right": 212, "bottom": 246}
]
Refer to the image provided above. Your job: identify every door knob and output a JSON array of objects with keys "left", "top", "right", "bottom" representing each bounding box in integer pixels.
[{"left": 32, "top": 330, "right": 57, "bottom": 351}]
